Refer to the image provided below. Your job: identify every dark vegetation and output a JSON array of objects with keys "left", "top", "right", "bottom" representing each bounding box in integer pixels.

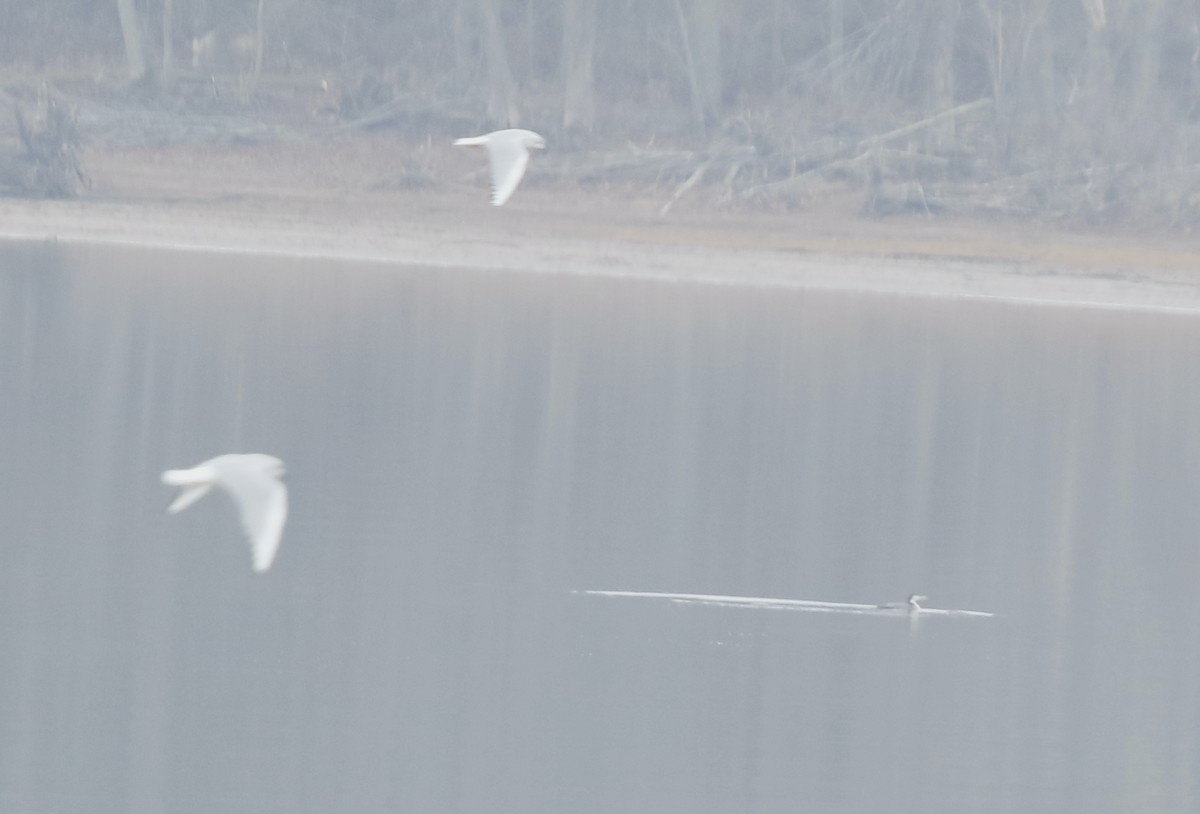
[
  {"left": 1, "top": 92, "right": 88, "bottom": 198},
  {"left": 0, "top": 0, "right": 1198, "bottom": 225}
]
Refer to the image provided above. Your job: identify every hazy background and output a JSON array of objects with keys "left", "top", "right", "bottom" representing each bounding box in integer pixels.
[
  {"left": 1, "top": 0, "right": 1198, "bottom": 221},
  {"left": 3, "top": 240, "right": 1200, "bottom": 812}
]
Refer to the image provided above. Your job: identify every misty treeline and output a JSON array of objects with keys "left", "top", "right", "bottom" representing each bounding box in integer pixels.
[{"left": 3, "top": 0, "right": 1199, "bottom": 221}]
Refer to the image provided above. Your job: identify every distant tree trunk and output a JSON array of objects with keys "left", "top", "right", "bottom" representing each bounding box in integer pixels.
[
  {"left": 1126, "top": 0, "right": 1166, "bottom": 161},
  {"left": 524, "top": 0, "right": 536, "bottom": 83},
  {"left": 673, "top": 0, "right": 723, "bottom": 137},
  {"left": 562, "top": 0, "right": 596, "bottom": 134},
  {"left": 692, "top": 0, "right": 722, "bottom": 127},
  {"left": 991, "top": 2, "right": 1020, "bottom": 161},
  {"left": 162, "top": 0, "right": 175, "bottom": 83},
  {"left": 829, "top": 0, "right": 844, "bottom": 103},
  {"left": 925, "top": 0, "right": 958, "bottom": 148},
  {"left": 254, "top": 0, "right": 265, "bottom": 77},
  {"left": 479, "top": 0, "right": 520, "bottom": 126},
  {"left": 453, "top": 1, "right": 473, "bottom": 90},
  {"left": 770, "top": 0, "right": 783, "bottom": 90},
  {"left": 116, "top": 0, "right": 148, "bottom": 82}
]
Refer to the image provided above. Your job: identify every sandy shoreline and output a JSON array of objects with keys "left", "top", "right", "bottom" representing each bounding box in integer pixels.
[{"left": 3, "top": 138, "right": 1200, "bottom": 311}]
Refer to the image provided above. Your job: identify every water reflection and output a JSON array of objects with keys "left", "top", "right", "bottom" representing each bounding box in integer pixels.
[{"left": 2, "top": 239, "right": 1200, "bottom": 813}]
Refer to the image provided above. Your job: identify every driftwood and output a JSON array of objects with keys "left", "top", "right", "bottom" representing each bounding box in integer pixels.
[
  {"left": 559, "top": 98, "right": 999, "bottom": 214},
  {"left": 331, "top": 93, "right": 465, "bottom": 134},
  {"left": 562, "top": 112, "right": 1198, "bottom": 223},
  {"left": 660, "top": 160, "right": 709, "bottom": 214},
  {"left": 738, "top": 97, "right": 993, "bottom": 202},
  {"left": 858, "top": 98, "right": 992, "bottom": 149}
]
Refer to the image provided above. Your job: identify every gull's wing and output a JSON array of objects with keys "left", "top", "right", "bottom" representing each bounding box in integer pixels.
[
  {"left": 166, "top": 483, "right": 215, "bottom": 513},
  {"left": 214, "top": 455, "right": 289, "bottom": 572},
  {"left": 242, "top": 479, "right": 287, "bottom": 573},
  {"left": 162, "top": 465, "right": 217, "bottom": 513},
  {"left": 485, "top": 137, "right": 531, "bottom": 206}
]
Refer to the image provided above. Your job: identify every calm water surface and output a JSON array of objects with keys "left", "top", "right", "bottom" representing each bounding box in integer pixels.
[{"left": 2, "top": 239, "right": 1200, "bottom": 813}]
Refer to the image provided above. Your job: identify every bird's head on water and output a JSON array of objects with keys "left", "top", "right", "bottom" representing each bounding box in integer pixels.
[{"left": 907, "top": 594, "right": 928, "bottom": 609}]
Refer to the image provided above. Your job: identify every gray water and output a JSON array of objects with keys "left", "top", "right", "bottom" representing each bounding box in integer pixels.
[{"left": 3, "top": 239, "right": 1200, "bottom": 813}]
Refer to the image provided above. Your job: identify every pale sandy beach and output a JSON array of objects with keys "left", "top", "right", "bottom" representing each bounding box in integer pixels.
[{"left": 3, "top": 137, "right": 1200, "bottom": 311}]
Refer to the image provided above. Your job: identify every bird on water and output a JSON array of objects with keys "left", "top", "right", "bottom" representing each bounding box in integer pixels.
[{"left": 877, "top": 594, "right": 928, "bottom": 612}]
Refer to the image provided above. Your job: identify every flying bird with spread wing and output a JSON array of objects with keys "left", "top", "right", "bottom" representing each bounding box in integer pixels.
[
  {"left": 162, "top": 453, "right": 288, "bottom": 573},
  {"left": 453, "top": 128, "right": 545, "bottom": 206}
]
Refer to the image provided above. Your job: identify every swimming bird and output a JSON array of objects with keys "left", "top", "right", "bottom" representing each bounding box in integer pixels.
[
  {"left": 162, "top": 453, "right": 288, "bottom": 572},
  {"left": 453, "top": 128, "right": 545, "bottom": 206},
  {"left": 877, "top": 594, "right": 928, "bottom": 612}
]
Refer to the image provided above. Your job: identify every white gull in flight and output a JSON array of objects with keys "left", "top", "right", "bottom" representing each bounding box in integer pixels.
[
  {"left": 162, "top": 453, "right": 288, "bottom": 573},
  {"left": 453, "top": 128, "right": 545, "bottom": 206}
]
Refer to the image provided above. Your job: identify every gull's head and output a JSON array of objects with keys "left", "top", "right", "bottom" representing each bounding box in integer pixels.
[
  {"left": 907, "top": 594, "right": 928, "bottom": 610},
  {"left": 524, "top": 131, "right": 546, "bottom": 150}
]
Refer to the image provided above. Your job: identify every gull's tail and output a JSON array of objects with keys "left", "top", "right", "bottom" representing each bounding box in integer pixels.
[
  {"left": 453, "top": 136, "right": 488, "bottom": 147},
  {"left": 162, "top": 466, "right": 216, "bottom": 513}
]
